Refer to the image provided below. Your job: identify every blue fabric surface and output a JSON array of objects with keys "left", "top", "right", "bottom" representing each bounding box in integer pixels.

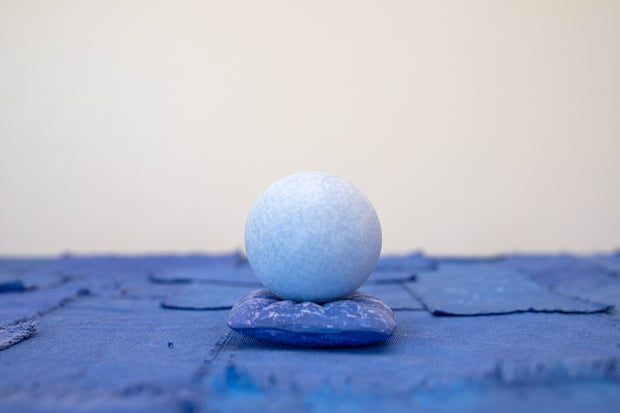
[
  {"left": 373, "top": 252, "right": 436, "bottom": 272},
  {"left": 0, "top": 295, "right": 230, "bottom": 396},
  {"left": 0, "top": 321, "right": 36, "bottom": 351},
  {"left": 497, "top": 254, "right": 620, "bottom": 313},
  {"left": 211, "top": 311, "right": 620, "bottom": 391},
  {"left": 0, "top": 283, "right": 90, "bottom": 326},
  {"left": 161, "top": 285, "right": 255, "bottom": 310},
  {"left": 499, "top": 254, "right": 617, "bottom": 290},
  {"left": 150, "top": 265, "right": 261, "bottom": 286},
  {"left": 151, "top": 265, "right": 418, "bottom": 285},
  {"left": 1, "top": 252, "right": 619, "bottom": 412},
  {"left": 0, "top": 259, "right": 74, "bottom": 292},
  {"left": 160, "top": 283, "right": 423, "bottom": 312},
  {"left": 589, "top": 252, "right": 620, "bottom": 276},
  {"left": 227, "top": 289, "right": 396, "bottom": 347},
  {"left": 201, "top": 311, "right": 620, "bottom": 412},
  {"left": 407, "top": 263, "right": 611, "bottom": 315},
  {"left": 359, "top": 284, "right": 424, "bottom": 310}
]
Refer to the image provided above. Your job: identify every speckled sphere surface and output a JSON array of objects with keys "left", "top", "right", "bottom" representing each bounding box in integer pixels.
[{"left": 244, "top": 171, "right": 382, "bottom": 303}]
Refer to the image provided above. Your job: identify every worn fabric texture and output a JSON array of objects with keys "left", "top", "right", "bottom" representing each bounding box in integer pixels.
[
  {"left": 407, "top": 263, "right": 611, "bottom": 315},
  {"left": 0, "top": 321, "right": 36, "bottom": 351},
  {"left": 0, "top": 252, "right": 619, "bottom": 412}
]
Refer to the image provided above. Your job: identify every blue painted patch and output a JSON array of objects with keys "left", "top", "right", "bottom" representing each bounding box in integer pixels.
[{"left": 227, "top": 289, "right": 396, "bottom": 347}]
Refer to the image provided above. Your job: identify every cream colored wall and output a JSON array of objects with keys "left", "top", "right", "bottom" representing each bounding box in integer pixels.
[{"left": 1, "top": 1, "right": 619, "bottom": 255}]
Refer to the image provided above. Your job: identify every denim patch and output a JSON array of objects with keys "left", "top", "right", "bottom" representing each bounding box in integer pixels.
[
  {"left": 0, "top": 321, "right": 35, "bottom": 351},
  {"left": 406, "top": 263, "right": 611, "bottom": 315}
]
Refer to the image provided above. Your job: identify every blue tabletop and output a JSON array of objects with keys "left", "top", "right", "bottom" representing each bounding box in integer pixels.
[{"left": 1, "top": 252, "right": 619, "bottom": 412}]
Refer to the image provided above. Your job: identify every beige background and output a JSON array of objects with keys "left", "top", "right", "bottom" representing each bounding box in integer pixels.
[{"left": 1, "top": 1, "right": 619, "bottom": 256}]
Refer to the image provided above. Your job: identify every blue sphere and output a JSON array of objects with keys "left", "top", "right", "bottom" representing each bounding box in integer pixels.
[{"left": 244, "top": 171, "right": 382, "bottom": 302}]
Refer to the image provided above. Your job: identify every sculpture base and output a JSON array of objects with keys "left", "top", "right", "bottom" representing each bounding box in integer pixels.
[{"left": 227, "top": 289, "right": 396, "bottom": 348}]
